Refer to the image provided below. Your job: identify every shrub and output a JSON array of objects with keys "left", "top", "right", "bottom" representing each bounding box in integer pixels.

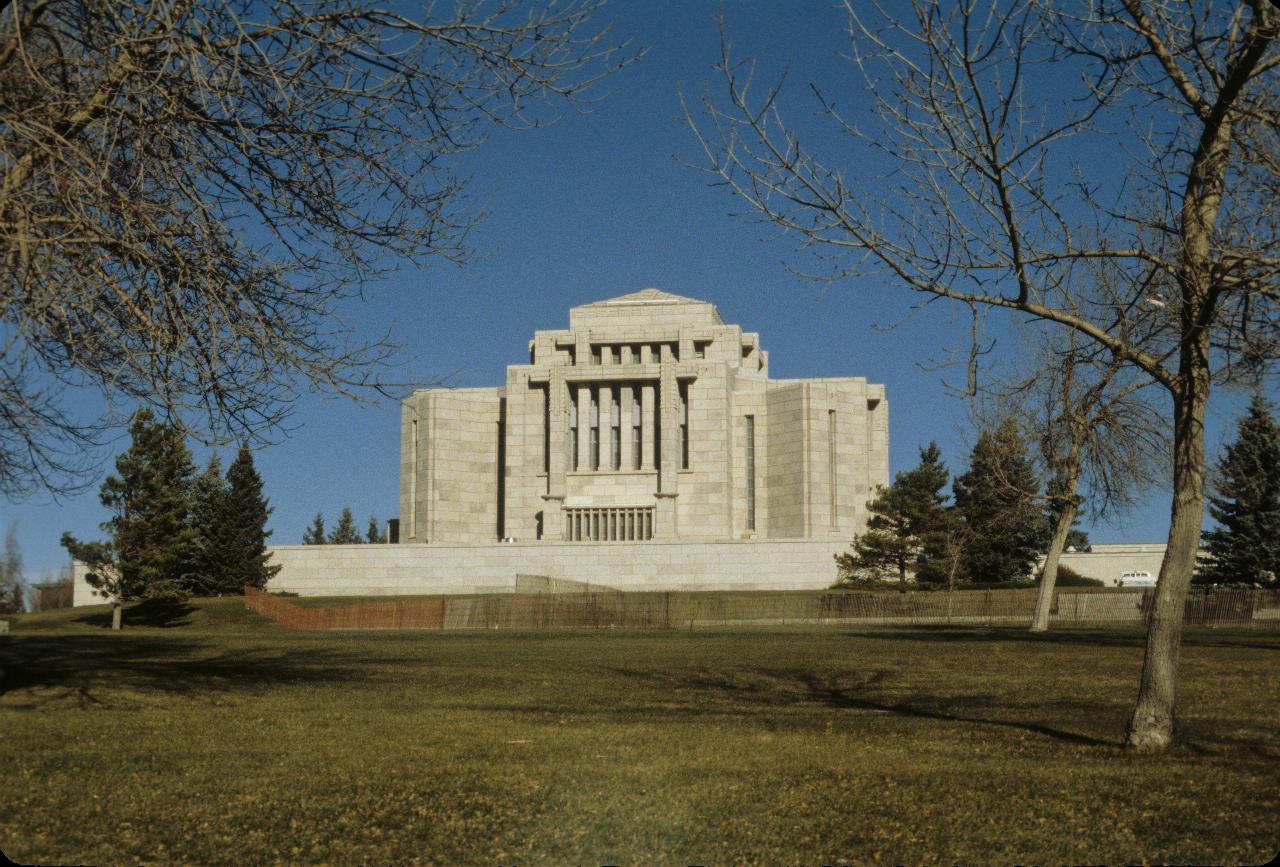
[{"left": 1043, "top": 564, "right": 1104, "bottom": 587}]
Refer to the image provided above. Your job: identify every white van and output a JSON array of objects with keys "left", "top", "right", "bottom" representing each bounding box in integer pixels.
[{"left": 1117, "top": 571, "right": 1157, "bottom": 588}]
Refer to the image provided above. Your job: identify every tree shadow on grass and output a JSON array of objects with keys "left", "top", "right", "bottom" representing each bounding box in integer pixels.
[
  {"left": 830, "top": 625, "right": 1280, "bottom": 652},
  {"left": 0, "top": 633, "right": 369, "bottom": 709},
  {"left": 73, "top": 598, "right": 196, "bottom": 630},
  {"left": 601, "top": 665, "right": 1116, "bottom": 748}
]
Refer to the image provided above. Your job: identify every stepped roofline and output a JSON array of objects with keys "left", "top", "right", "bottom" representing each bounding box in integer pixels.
[{"left": 570, "top": 288, "right": 724, "bottom": 326}]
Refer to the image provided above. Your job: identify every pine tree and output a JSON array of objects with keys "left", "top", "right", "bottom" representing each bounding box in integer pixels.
[
  {"left": 0, "top": 521, "right": 23, "bottom": 614},
  {"left": 366, "top": 517, "right": 386, "bottom": 544},
  {"left": 189, "top": 454, "right": 236, "bottom": 595},
  {"left": 62, "top": 408, "right": 197, "bottom": 628},
  {"left": 836, "top": 442, "right": 950, "bottom": 584},
  {"left": 302, "top": 513, "right": 327, "bottom": 545},
  {"left": 1198, "top": 394, "right": 1280, "bottom": 586},
  {"left": 328, "top": 507, "right": 362, "bottom": 544},
  {"left": 223, "top": 444, "right": 281, "bottom": 591},
  {"left": 952, "top": 419, "right": 1044, "bottom": 583}
]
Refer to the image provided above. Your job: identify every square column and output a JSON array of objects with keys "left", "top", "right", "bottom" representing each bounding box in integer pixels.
[
  {"left": 547, "top": 368, "right": 568, "bottom": 496},
  {"left": 576, "top": 384, "right": 591, "bottom": 471},
  {"left": 641, "top": 383, "right": 656, "bottom": 469},
  {"left": 655, "top": 362, "right": 680, "bottom": 539},
  {"left": 620, "top": 383, "right": 635, "bottom": 471}
]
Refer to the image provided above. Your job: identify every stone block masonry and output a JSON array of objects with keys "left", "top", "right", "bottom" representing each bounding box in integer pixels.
[{"left": 259, "top": 539, "right": 850, "bottom": 597}]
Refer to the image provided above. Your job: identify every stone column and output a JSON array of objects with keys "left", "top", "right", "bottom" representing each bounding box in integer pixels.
[
  {"left": 548, "top": 368, "right": 567, "bottom": 496},
  {"left": 678, "top": 327, "right": 693, "bottom": 364},
  {"left": 655, "top": 360, "right": 680, "bottom": 538},
  {"left": 640, "top": 344, "right": 653, "bottom": 365},
  {"left": 620, "top": 383, "right": 634, "bottom": 471},
  {"left": 641, "top": 382, "right": 656, "bottom": 469},
  {"left": 600, "top": 382, "right": 615, "bottom": 470},
  {"left": 576, "top": 383, "right": 591, "bottom": 472}
]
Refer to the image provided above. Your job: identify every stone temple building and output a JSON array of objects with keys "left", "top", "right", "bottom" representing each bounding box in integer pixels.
[
  {"left": 399, "top": 289, "right": 889, "bottom": 546},
  {"left": 73, "top": 290, "right": 896, "bottom": 604},
  {"left": 62, "top": 292, "right": 1169, "bottom": 603}
]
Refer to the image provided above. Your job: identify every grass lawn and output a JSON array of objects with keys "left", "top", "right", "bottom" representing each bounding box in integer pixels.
[{"left": 2, "top": 599, "right": 1277, "bottom": 865}]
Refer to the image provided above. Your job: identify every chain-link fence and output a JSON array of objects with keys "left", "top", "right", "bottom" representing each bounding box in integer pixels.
[{"left": 244, "top": 586, "right": 1280, "bottom": 631}]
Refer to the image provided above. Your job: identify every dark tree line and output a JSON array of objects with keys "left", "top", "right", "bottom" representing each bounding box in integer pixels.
[
  {"left": 838, "top": 421, "right": 1081, "bottom": 588},
  {"left": 62, "top": 408, "right": 278, "bottom": 629},
  {"left": 303, "top": 508, "right": 386, "bottom": 545}
]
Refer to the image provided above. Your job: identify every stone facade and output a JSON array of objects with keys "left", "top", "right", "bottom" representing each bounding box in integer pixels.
[{"left": 399, "top": 289, "right": 889, "bottom": 545}]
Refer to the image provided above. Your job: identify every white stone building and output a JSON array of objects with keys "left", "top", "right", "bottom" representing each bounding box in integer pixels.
[
  {"left": 399, "top": 289, "right": 889, "bottom": 546},
  {"left": 73, "top": 289, "right": 894, "bottom": 603}
]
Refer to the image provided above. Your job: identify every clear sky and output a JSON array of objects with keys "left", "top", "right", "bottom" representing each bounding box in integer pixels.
[{"left": 2, "top": 0, "right": 1262, "bottom": 582}]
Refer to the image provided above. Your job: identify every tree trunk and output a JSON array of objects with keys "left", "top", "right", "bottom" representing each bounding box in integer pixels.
[
  {"left": 1031, "top": 499, "right": 1076, "bottom": 633},
  {"left": 111, "top": 601, "right": 123, "bottom": 631},
  {"left": 1125, "top": 372, "right": 1208, "bottom": 751}
]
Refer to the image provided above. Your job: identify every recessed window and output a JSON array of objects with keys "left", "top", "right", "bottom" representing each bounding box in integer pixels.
[
  {"left": 589, "top": 388, "right": 600, "bottom": 469},
  {"left": 746, "top": 415, "right": 756, "bottom": 531},
  {"left": 631, "top": 387, "right": 642, "bottom": 469},
  {"left": 610, "top": 390, "right": 621, "bottom": 470},
  {"left": 694, "top": 340, "right": 710, "bottom": 359},
  {"left": 678, "top": 380, "right": 690, "bottom": 470}
]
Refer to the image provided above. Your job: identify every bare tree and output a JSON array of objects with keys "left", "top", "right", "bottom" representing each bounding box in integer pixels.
[
  {"left": 0, "top": 0, "right": 639, "bottom": 497},
  {"left": 994, "top": 323, "right": 1167, "bottom": 632},
  {"left": 688, "top": 1, "right": 1278, "bottom": 750}
]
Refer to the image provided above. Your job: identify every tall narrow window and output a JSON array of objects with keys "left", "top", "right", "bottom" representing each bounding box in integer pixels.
[
  {"left": 541, "top": 386, "right": 550, "bottom": 474},
  {"left": 409, "top": 419, "right": 418, "bottom": 537},
  {"left": 654, "top": 387, "right": 662, "bottom": 471},
  {"left": 589, "top": 388, "right": 600, "bottom": 470},
  {"left": 610, "top": 390, "right": 621, "bottom": 470},
  {"left": 828, "top": 409, "right": 838, "bottom": 527},
  {"left": 745, "top": 415, "right": 756, "bottom": 531},
  {"left": 631, "top": 387, "right": 642, "bottom": 470},
  {"left": 678, "top": 380, "right": 690, "bottom": 469},
  {"left": 569, "top": 399, "right": 579, "bottom": 471},
  {"left": 591, "top": 345, "right": 602, "bottom": 365}
]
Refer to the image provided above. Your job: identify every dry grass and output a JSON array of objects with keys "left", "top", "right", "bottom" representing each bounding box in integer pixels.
[{"left": 1, "top": 598, "right": 1277, "bottom": 864}]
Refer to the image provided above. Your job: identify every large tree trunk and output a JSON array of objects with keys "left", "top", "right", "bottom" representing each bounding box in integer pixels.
[
  {"left": 111, "top": 601, "right": 123, "bottom": 631},
  {"left": 1031, "top": 499, "right": 1076, "bottom": 633},
  {"left": 1125, "top": 368, "right": 1208, "bottom": 751}
]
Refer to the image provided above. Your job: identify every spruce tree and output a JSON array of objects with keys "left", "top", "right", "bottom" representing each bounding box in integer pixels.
[
  {"left": 302, "top": 513, "right": 327, "bottom": 545},
  {"left": 223, "top": 444, "right": 281, "bottom": 592},
  {"left": 189, "top": 454, "right": 235, "bottom": 595},
  {"left": 62, "top": 408, "right": 197, "bottom": 628},
  {"left": 366, "top": 517, "right": 386, "bottom": 544},
  {"left": 836, "top": 442, "right": 950, "bottom": 584},
  {"left": 328, "top": 507, "right": 363, "bottom": 544},
  {"left": 0, "top": 522, "right": 23, "bottom": 614},
  {"left": 1198, "top": 394, "right": 1280, "bottom": 586},
  {"left": 952, "top": 419, "right": 1044, "bottom": 583}
]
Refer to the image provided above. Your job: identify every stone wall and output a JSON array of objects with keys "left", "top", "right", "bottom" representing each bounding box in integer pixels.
[
  {"left": 256, "top": 539, "right": 850, "bottom": 598},
  {"left": 1055, "top": 543, "right": 1169, "bottom": 587}
]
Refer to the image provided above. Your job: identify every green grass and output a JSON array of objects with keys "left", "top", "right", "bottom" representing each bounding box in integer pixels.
[{"left": 2, "top": 599, "right": 1277, "bottom": 865}]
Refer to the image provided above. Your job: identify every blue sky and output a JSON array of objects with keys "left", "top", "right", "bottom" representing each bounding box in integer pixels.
[{"left": 2, "top": 0, "right": 1261, "bottom": 581}]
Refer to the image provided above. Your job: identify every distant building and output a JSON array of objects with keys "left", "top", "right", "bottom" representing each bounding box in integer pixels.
[{"left": 399, "top": 289, "right": 889, "bottom": 545}]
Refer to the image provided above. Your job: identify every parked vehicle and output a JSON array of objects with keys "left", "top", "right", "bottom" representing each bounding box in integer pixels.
[{"left": 1118, "top": 571, "right": 1157, "bottom": 588}]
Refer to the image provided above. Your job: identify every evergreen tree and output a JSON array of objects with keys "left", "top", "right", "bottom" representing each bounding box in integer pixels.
[
  {"left": 302, "top": 513, "right": 327, "bottom": 545},
  {"left": 189, "top": 454, "right": 236, "bottom": 595},
  {"left": 328, "top": 507, "right": 362, "bottom": 544},
  {"left": 223, "top": 444, "right": 281, "bottom": 592},
  {"left": 0, "top": 521, "right": 23, "bottom": 614},
  {"left": 952, "top": 419, "right": 1044, "bottom": 583},
  {"left": 1198, "top": 394, "right": 1280, "bottom": 586},
  {"left": 62, "top": 408, "right": 196, "bottom": 628},
  {"left": 366, "top": 517, "right": 387, "bottom": 545},
  {"left": 836, "top": 442, "right": 950, "bottom": 583}
]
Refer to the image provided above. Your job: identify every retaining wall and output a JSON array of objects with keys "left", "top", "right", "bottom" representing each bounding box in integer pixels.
[{"left": 261, "top": 539, "right": 848, "bottom": 598}]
